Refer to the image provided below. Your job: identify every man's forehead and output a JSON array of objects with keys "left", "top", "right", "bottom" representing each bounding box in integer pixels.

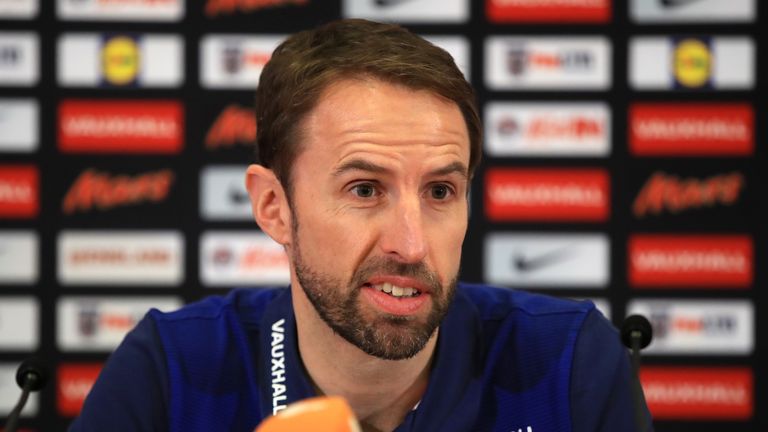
[{"left": 309, "top": 79, "right": 468, "bottom": 138}]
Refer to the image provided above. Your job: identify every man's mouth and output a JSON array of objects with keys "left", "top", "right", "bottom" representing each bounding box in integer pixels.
[{"left": 365, "top": 282, "right": 422, "bottom": 298}]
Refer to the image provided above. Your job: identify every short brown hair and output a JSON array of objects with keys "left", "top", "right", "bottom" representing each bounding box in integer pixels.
[{"left": 255, "top": 19, "right": 481, "bottom": 190}]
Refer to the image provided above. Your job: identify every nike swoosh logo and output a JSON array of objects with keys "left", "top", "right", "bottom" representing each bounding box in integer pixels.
[
  {"left": 514, "top": 245, "right": 575, "bottom": 273},
  {"left": 374, "top": 0, "right": 413, "bottom": 7},
  {"left": 660, "top": 0, "right": 705, "bottom": 8}
]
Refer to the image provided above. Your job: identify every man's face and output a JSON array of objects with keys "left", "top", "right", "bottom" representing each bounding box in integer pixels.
[{"left": 287, "top": 78, "right": 470, "bottom": 360}]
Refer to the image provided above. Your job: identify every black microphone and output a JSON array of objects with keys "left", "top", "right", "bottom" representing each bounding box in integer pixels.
[
  {"left": 3, "top": 358, "right": 48, "bottom": 432},
  {"left": 620, "top": 315, "right": 653, "bottom": 432},
  {"left": 621, "top": 314, "right": 653, "bottom": 374}
]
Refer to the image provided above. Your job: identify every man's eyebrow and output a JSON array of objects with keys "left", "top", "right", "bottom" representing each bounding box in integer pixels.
[
  {"left": 332, "top": 159, "right": 469, "bottom": 179},
  {"left": 428, "top": 161, "right": 468, "bottom": 180},
  {"left": 332, "top": 159, "right": 389, "bottom": 177}
]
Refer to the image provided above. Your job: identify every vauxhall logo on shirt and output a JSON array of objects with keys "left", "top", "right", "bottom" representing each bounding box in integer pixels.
[{"left": 271, "top": 318, "right": 288, "bottom": 414}]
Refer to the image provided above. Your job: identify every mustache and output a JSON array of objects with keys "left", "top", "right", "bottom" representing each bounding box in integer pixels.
[{"left": 350, "top": 257, "right": 441, "bottom": 292}]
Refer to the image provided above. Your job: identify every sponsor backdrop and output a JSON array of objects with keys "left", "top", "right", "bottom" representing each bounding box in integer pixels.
[{"left": 0, "top": 0, "right": 764, "bottom": 430}]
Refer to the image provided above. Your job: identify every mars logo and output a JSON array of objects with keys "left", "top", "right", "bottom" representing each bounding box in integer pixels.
[
  {"left": 205, "top": 0, "right": 308, "bottom": 16},
  {"left": 62, "top": 168, "right": 175, "bottom": 215},
  {"left": 633, "top": 171, "right": 744, "bottom": 218},
  {"left": 673, "top": 38, "right": 711, "bottom": 88},
  {"left": 101, "top": 35, "right": 140, "bottom": 86},
  {"left": 205, "top": 104, "right": 256, "bottom": 149}
]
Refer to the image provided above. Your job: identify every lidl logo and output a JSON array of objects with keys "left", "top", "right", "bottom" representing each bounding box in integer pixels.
[
  {"left": 629, "top": 36, "right": 753, "bottom": 90},
  {"left": 58, "top": 33, "right": 183, "bottom": 88},
  {"left": 673, "top": 37, "right": 711, "bottom": 89},
  {"left": 101, "top": 35, "right": 140, "bottom": 86}
]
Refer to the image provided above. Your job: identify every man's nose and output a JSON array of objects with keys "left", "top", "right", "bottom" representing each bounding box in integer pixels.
[{"left": 379, "top": 196, "right": 429, "bottom": 263}]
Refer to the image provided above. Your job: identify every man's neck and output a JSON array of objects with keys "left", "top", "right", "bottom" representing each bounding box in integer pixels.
[{"left": 291, "top": 286, "right": 437, "bottom": 432}]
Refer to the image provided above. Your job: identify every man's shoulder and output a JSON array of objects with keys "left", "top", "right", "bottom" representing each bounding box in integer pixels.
[
  {"left": 456, "top": 282, "right": 595, "bottom": 322},
  {"left": 150, "top": 287, "right": 288, "bottom": 326}
]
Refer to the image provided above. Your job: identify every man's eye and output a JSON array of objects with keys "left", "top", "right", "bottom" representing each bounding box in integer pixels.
[
  {"left": 351, "top": 183, "right": 376, "bottom": 198},
  {"left": 430, "top": 184, "right": 452, "bottom": 200}
]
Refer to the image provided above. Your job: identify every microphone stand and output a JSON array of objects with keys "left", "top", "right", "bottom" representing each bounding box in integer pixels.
[
  {"left": 4, "top": 359, "right": 48, "bottom": 432},
  {"left": 621, "top": 315, "right": 653, "bottom": 432}
]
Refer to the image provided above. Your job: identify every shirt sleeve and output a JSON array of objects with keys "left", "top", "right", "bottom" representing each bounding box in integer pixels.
[
  {"left": 68, "top": 313, "right": 169, "bottom": 432},
  {"left": 570, "top": 309, "right": 654, "bottom": 432}
]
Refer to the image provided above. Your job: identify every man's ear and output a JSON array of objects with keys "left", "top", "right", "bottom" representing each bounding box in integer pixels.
[{"left": 245, "top": 164, "right": 292, "bottom": 246}]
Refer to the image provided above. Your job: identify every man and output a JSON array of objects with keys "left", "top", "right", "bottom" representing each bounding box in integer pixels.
[{"left": 71, "top": 19, "right": 651, "bottom": 432}]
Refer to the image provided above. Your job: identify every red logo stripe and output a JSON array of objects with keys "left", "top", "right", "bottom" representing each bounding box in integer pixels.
[
  {"left": 58, "top": 100, "right": 184, "bottom": 154},
  {"left": 640, "top": 367, "right": 753, "bottom": 420},
  {"left": 485, "top": 168, "right": 610, "bottom": 222},
  {"left": 629, "top": 235, "right": 752, "bottom": 288},
  {"left": 629, "top": 103, "right": 753, "bottom": 156}
]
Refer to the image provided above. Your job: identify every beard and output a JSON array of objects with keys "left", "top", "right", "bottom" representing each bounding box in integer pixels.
[{"left": 292, "top": 232, "right": 457, "bottom": 361}]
